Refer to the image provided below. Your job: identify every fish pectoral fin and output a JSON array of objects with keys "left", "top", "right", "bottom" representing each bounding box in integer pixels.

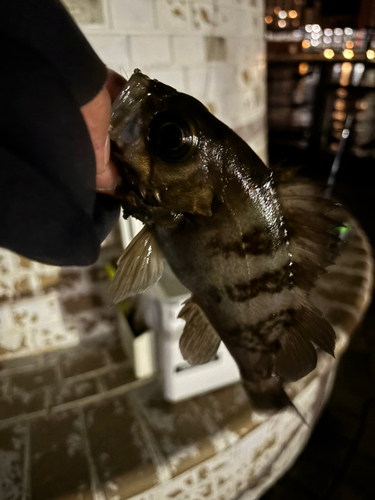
[
  {"left": 178, "top": 297, "right": 221, "bottom": 365},
  {"left": 275, "top": 304, "right": 336, "bottom": 382},
  {"left": 108, "top": 226, "right": 163, "bottom": 304}
]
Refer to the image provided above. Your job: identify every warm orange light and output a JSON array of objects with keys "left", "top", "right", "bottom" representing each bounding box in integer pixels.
[
  {"left": 343, "top": 49, "right": 354, "bottom": 59},
  {"left": 339, "top": 62, "right": 352, "bottom": 86},
  {"left": 298, "top": 62, "right": 309, "bottom": 75},
  {"left": 332, "top": 121, "right": 343, "bottom": 130},
  {"left": 265, "top": 15, "right": 273, "bottom": 24},
  {"left": 334, "top": 99, "right": 345, "bottom": 111},
  {"left": 288, "top": 10, "right": 298, "bottom": 19},
  {"left": 346, "top": 41, "right": 354, "bottom": 49},
  {"left": 324, "top": 49, "right": 335, "bottom": 59},
  {"left": 332, "top": 111, "right": 346, "bottom": 121},
  {"left": 355, "top": 100, "right": 369, "bottom": 110},
  {"left": 302, "top": 40, "right": 310, "bottom": 49},
  {"left": 337, "top": 88, "right": 348, "bottom": 98},
  {"left": 278, "top": 19, "right": 287, "bottom": 28},
  {"left": 367, "top": 49, "right": 375, "bottom": 59},
  {"left": 274, "top": 6, "right": 281, "bottom": 14}
]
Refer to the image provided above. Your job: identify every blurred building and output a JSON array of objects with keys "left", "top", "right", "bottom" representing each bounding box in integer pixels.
[{"left": 265, "top": 0, "right": 375, "bottom": 178}]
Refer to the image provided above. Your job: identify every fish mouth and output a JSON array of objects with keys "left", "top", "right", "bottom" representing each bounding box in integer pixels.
[{"left": 110, "top": 143, "right": 162, "bottom": 220}]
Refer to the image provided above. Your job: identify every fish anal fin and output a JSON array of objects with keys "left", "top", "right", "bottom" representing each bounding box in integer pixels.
[
  {"left": 294, "top": 305, "right": 336, "bottom": 357},
  {"left": 178, "top": 297, "right": 221, "bottom": 365},
  {"left": 275, "top": 327, "right": 318, "bottom": 382},
  {"left": 108, "top": 226, "right": 163, "bottom": 304},
  {"left": 275, "top": 302, "right": 335, "bottom": 382}
]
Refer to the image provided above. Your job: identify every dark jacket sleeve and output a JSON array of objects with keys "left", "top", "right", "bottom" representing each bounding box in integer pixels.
[{"left": 0, "top": 0, "right": 120, "bottom": 267}]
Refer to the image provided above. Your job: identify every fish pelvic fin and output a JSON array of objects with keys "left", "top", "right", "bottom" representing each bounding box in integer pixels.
[
  {"left": 178, "top": 296, "right": 221, "bottom": 364},
  {"left": 108, "top": 226, "right": 163, "bottom": 303}
]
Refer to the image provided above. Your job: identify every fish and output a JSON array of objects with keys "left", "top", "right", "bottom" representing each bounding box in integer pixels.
[{"left": 108, "top": 69, "right": 343, "bottom": 412}]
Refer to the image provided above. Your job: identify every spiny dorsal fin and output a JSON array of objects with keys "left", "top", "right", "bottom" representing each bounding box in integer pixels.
[
  {"left": 109, "top": 226, "right": 163, "bottom": 304},
  {"left": 178, "top": 297, "right": 221, "bottom": 365},
  {"left": 276, "top": 173, "right": 346, "bottom": 292}
]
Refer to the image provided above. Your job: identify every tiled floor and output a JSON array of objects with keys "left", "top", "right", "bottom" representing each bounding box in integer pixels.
[
  {"left": 0, "top": 160, "right": 373, "bottom": 500},
  {"left": 260, "top": 165, "right": 375, "bottom": 500}
]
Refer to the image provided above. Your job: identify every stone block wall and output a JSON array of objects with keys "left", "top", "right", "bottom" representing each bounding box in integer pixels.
[
  {"left": 0, "top": 0, "right": 267, "bottom": 362},
  {"left": 63, "top": 0, "right": 268, "bottom": 161}
]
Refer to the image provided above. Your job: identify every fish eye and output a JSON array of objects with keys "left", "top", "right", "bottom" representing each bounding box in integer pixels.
[{"left": 148, "top": 111, "right": 198, "bottom": 162}]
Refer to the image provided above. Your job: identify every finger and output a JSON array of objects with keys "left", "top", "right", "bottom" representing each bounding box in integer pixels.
[
  {"left": 106, "top": 69, "right": 127, "bottom": 102},
  {"left": 81, "top": 87, "right": 112, "bottom": 175},
  {"left": 96, "top": 158, "right": 122, "bottom": 195}
]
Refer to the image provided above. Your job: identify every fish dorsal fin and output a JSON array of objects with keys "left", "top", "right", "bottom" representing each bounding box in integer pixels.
[
  {"left": 277, "top": 174, "right": 345, "bottom": 292},
  {"left": 109, "top": 226, "right": 163, "bottom": 303},
  {"left": 274, "top": 303, "right": 336, "bottom": 382},
  {"left": 178, "top": 297, "right": 221, "bottom": 365}
]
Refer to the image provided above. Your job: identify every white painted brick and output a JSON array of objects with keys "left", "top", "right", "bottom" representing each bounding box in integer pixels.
[
  {"left": 0, "top": 304, "right": 13, "bottom": 331},
  {"left": 155, "top": 0, "right": 190, "bottom": 32},
  {"left": 208, "top": 62, "right": 236, "bottom": 94},
  {"left": 187, "top": 63, "right": 236, "bottom": 100},
  {"left": 130, "top": 35, "right": 171, "bottom": 68},
  {"left": 186, "top": 66, "right": 208, "bottom": 99},
  {"left": 224, "top": 89, "right": 258, "bottom": 128},
  {"left": 85, "top": 34, "right": 130, "bottom": 70},
  {"left": 146, "top": 68, "right": 186, "bottom": 91},
  {"left": 189, "top": 2, "right": 218, "bottom": 34},
  {"left": 109, "top": 0, "right": 155, "bottom": 31},
  {"left": 0, "top": 327, "right": 28, "bottom": 352},
  {"left": 172, "top": 36, "right": 205, "bottom": 66},
  {"left": 227, "top": 37, "right": 255, "bottom": 65}
]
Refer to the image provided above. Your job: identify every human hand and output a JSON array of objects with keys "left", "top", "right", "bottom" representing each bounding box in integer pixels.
[{"left": 80, "top": 69, "right": 126, "bottom": 195}]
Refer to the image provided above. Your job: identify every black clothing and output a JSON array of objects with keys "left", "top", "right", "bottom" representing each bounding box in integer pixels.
[{"left": 1, "top": 0, "right": 120, "bottom": 266}]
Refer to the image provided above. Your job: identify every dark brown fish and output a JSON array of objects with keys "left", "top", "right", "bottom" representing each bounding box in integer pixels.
[{"left": 109, "top": 70, "right": 342, "bottom": 412}]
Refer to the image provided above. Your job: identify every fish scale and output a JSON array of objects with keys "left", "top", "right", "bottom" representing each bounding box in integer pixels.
[{"left": 109, "top": 71, "right": 342, "bottom": 413}]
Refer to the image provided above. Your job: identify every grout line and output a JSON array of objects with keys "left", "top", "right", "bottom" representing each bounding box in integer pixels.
[
  {"left": 1, "top": 376, "right": 10, "bottom": 397},
  {"left": 95, "top": 375, "right": 107, "bottom": 394},
  {"left": 78, "top": 407, "right": 106, "bottom": 500},
  {"left": 127, "top": 392, "right": 172, "bottom": 484},
  {"left": 49, "top": 376, "right": 154, "bottom": 414},
  {"left": 22, "top": 421, "right": 31, "bottom": 500},
  {"left": 0, "top": 410, "right": 47, "bottom": 430},
  {"left": 101, "top": 348, "right": 112, "bottom": 367},
  {"left": 0, "top": 375, "right": 152, "bottom": 428}
]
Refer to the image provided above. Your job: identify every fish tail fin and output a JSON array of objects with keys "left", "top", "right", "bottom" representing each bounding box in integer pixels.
[
  {"left": 243, "top": 377, "right": 292, "bottom": 411},
  {"left": 243, "top": 378, "right": 309, "bottom": 426}
]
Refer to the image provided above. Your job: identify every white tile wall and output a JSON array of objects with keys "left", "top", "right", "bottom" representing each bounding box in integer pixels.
[
  {"left": 66, "top": 0, "right": 267, "bottom": 159},
  {"left": 172, "top": 35, "right": 206, "bottom": 66},
  {"left": 130, "top": 35, "right": 171, "bottom": 68},
  {"left": 155, "top": 0, "right": 191, "bottom": 32},
  {"left": 109, "top": 0, "right": 155, "bottom": 31},
  {"left": 85, "top": 34, "right": 130, "bottom": 70},
  {"left": 144, "top": 67, "right": 186, "bottom": 91}
]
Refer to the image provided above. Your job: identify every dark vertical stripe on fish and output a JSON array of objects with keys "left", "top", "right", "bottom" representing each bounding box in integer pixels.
[
  {"left": 206, "top": 227, "right": 278, "bottom": 257},
  {"left": 225, "top": 264, "right": 292, "bottom": 302}
]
